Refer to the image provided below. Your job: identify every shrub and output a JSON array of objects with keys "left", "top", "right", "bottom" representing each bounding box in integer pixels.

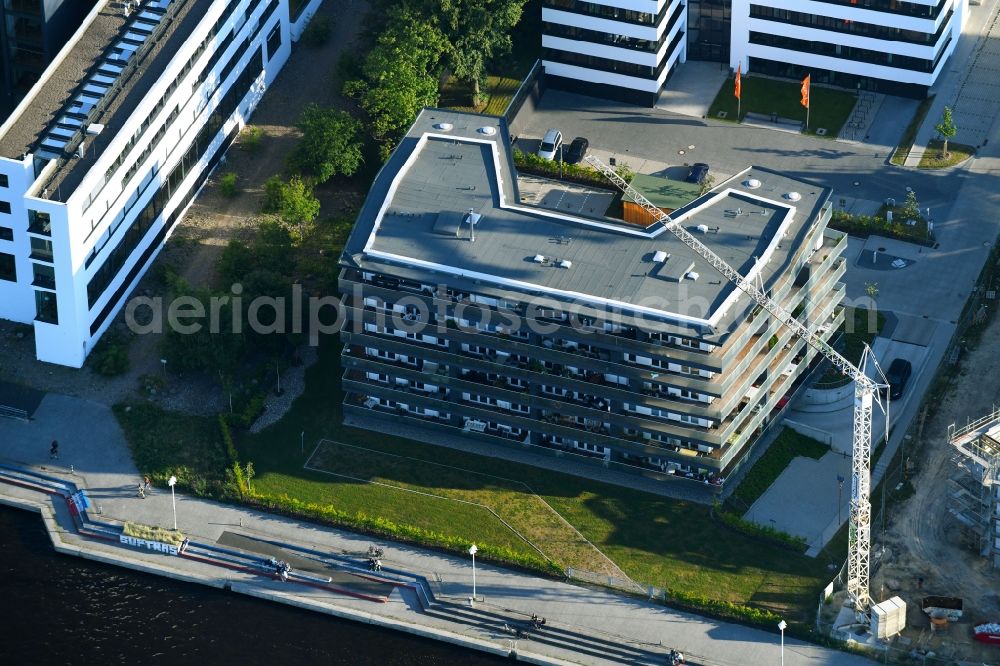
[
  {"left": 138, "top": 373, "right": 165, "bottom": 396},
  {"left": 512, "top": 149, "right": 629, "bottom": 190},
  {"left": 240, "top": 125, "right": 264, "bottom": 155},
  {"left": 300, "top": 15, "right": 330, "bottom": 48},
  {"left": 123, "top": 522, "right": 184, "bottom": 544},
  {"left": 219, "top": 171, "right": 239, "bottom": 197},
  {"left": 714, "top": 505, "right": 808, "bottom": 552},
  {"left": 90, "top": 337, "right": 130, "bottom": 376}
]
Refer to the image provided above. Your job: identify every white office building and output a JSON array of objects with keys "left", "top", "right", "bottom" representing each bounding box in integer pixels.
[
  {"left": 731, "top": 0, "right": 968, "bottom": 98},
  {"left": 542, "top": 0, "right": 688, "bottom": 105},
  {"left": 0, "top": 0, "right": 292, "bottom": 367},
  {"left": 544, "top": 0, "right": 967, "bottom": 103}
]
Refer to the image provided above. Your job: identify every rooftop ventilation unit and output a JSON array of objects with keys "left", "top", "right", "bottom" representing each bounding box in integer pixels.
[
  {"left": 477, "top": 126, "right": 497, "bottom": 136},
  {"left": 532, "top": 254, "right": 545, "bottom": 263},
  {"left": 686, "top": 271, "right": 700, "bottom": 281},
  {"left": 785, "top": 191, "right": 802, "bottom": 201},
  {"left": 434, "top": 122, "right": 454, "bottom": 131},
  {"left": 559, "top": 260, "right": 572, "bottom": 269},
  {"left": 696, "top": 224, "right": 709, "bottom": 233},
  {"left": 652, "top": 250, "right": 668, "bottom": 263},
  {"left": 86, "top": 124, "right": 105, "bottom": 136},
  {"left": 743, "top": 178, "right": 761, "bottom": 189}
]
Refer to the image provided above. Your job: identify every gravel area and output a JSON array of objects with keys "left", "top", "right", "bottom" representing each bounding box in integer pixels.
[{"left": 250, "top": 345, "right": 319, "bottom": 433}]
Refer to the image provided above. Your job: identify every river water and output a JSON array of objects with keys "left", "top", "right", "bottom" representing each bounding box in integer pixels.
[{"left": 0, "top": 505, "right": 504, "bottom": 665}]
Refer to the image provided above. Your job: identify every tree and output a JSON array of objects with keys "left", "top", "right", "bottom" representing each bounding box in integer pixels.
[
  {"left": 262, "top": 175, "right": 320, "bottom": 230},
  {"left": 288, "top": 104, "right": 364, "bottom": 183},
  {"left": 901, "top": 189, "right": 920, "bottom": 222},
  {"left": 935, "top": 106, "right": 957, "bottom": 158},
  {"left": 344, "top": 8, "right": 448, "bottom": 158},
  {"left": 377, "top": 0, "right": 528, "bottom": 100}
]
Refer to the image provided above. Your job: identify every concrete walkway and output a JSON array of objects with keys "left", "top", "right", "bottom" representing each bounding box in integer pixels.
[
  {"left": 0, "top": 393, "right": 871, "bottom": 666},
  {"left": 906, "top": 0, "right": 1000, "bottom": 166},
  {"left": 655, "top": 61, "right": 730, "bottom": 119}
]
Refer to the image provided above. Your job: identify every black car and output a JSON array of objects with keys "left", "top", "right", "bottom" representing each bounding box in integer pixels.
[
  {"left": 885, "top": 358, "right": 912, "bottom": 400},
  {"left": 685, "top": 163, "right": 709, "bottom": 184},
  {"left": 565, "top": 137, "right": 589, "bottom": 164}
]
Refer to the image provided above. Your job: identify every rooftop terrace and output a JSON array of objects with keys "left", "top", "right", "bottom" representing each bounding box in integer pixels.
[{"left": 343, "top": 110, "right": 832, "bottom": 336}]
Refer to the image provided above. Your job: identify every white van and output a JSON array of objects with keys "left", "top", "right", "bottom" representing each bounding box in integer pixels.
[{"left": 537, "top": 129, "right": 562, "bottom": 161}]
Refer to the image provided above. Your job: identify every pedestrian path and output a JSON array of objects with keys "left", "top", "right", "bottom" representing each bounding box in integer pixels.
[
  {"left": 906, "top": 0, "right": 1000, "bottom": 167},
  {"left": 0, "top": 394, "right": 871, "bottom": 665}
]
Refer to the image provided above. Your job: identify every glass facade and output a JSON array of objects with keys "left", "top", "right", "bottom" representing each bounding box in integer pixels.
[{"left": 687, "top": 0, "right": 731, "bottom": 62}]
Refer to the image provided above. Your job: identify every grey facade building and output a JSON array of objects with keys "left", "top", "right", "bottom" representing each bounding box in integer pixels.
[
  {"left": 338, "top": 109, "right": 847, "bottom": 480},
  {"left": 0, "top": 0, "right": 98, "bottom": 118}
]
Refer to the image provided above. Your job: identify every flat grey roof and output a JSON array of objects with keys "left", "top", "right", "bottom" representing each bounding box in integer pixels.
[
  {"left": 0, "top": 0, "right": 213, "bottom": 200},
  {"left": 343, "top": 109, "right": 832, "bottom": 336}
]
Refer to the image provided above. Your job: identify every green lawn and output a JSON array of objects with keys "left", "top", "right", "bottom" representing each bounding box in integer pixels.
[
  {"left": 708, "top": 76, "right": 857, "bottom": 137},
  {"left": 918, "top": 140, "right": 975, "bottom": 169},
  {"left": 227, "top": 339, "right": 831, "bottom": 620},
  {"left": 118, "top": 338, "right": 834, "bottom": 620},
  {"left": 115, "top": 403, "right": 228, "bottom": 496},
  {"left": 440, "top": 75, "right": 523, "bottom": 115},
  {"left": 730, "top": 428, "right": 830, "bottom": 511}
]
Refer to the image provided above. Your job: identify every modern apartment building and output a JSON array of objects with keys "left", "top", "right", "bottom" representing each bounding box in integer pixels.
[
  {"left": 542, "top": 0, "right": 689, "bottom": 105},
  {"left": 733, "top": 0, "right": 968, "bottom": 99},
  {"left": 544, "top": 0, "right": 967, "bottom": 104},
  {"left": 0, "top": 0, "right": 97, "bottom": 118},
  {"left": 0, "top": 0, "right": 291, "bottom": 367},
  {"left": 338, "top": 109, "right": 848, "bottom": 480}
]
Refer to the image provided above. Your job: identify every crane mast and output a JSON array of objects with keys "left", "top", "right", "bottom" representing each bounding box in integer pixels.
[{"left": 585, "top": 156, "right": 882, "bottom": 618}]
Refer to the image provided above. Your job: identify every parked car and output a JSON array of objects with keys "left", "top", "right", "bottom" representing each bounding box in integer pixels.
[
  {"left": 885, "top": 358, "right": 912, "bottom": 400},
  {"left": 537, "top": 128, "right": 562, "bottom": 161},
  {"left": 685, "top": 162, "right": 710, "bottom": 184},
  {"left": 564, "top": 136, "right": 589, "bottom": 164}
]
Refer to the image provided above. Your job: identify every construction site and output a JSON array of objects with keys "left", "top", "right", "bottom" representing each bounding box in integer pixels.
[{"left": 815, "top": 300, "right": 1000, "bottom": 664}]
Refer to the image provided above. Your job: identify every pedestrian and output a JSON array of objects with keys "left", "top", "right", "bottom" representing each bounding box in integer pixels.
[
  {"left": 137, "top": 483, "right": 145, "bottom": 499},
  {"left": 143, "top": 475, "right": 151, "bottom": 493},
  {"left": 49, "top": 440, "right": 59, "bottom": 459}
]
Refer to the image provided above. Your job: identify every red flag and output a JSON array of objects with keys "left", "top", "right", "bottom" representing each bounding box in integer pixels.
[
  {"left": 800, "top": 74, "right": 811, "bottom": 109},
  {"left": 734, "top": 65, "right": 741, "bottom": 100}
]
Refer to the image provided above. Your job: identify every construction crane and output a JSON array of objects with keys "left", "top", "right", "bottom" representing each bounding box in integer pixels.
[{"left": 586, "top": 156, "right": 885, "bottom": 619}]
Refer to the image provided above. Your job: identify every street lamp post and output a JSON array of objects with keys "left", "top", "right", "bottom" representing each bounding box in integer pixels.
[
  {"left": 468, "top": 544, "right": 478, "bottom": 606},
  {"left": 778, "top": 619, "right": 787, "bottom": 666},
  {"left": 837, "top": 474, "right": 845, "bottom": 526},
  {"left": 168, "top": 475, "right": 178, "bottom": 530}
]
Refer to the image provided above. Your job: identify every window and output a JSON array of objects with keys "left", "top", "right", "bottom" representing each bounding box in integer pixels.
[
  {"left": 27, "top": 210, "right": 51, "bottom": 235},
  {"left": 266, "top": 23, "right": 282, "bottom": 60},
  {"left": 0, "top": 174, "right": 8, "bottom": 187},
  {"left": 35, "top": 291, "right": 58, "bottom": 324},
  {"left": 0, "top": 252, "right": 15, "bottom": 282},
  {"left": 0, "top": 226, "right": 12, "bottom": 241},
  {"left": 32, "top": 264, "right": 55, "bottom": 289},
  {"left": 29, "top": 237, "right": 53, "bottom": 261},
  {"left": 0, "top": 201, "right": 10, "bottom": 214}
]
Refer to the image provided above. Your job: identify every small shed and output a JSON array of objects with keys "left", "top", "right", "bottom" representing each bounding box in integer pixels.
[{"left": 622, "top": 174, "right": 703, "bottom": 226}]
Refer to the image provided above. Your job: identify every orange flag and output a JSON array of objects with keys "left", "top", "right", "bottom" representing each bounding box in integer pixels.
[
  {"left": 800, "top": 74, "right": 811, "bottom": 108},
  {"left": 734, "top": 64, "right": 741, "bottom": 100}
]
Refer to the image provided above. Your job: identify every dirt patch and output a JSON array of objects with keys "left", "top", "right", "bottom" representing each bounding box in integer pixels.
[
  {"left": 0, "top": 5, "right": 369, "bottom": 413},
  {"left": 866, "top": 312, "right": 1000, "bottom": 662}
]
